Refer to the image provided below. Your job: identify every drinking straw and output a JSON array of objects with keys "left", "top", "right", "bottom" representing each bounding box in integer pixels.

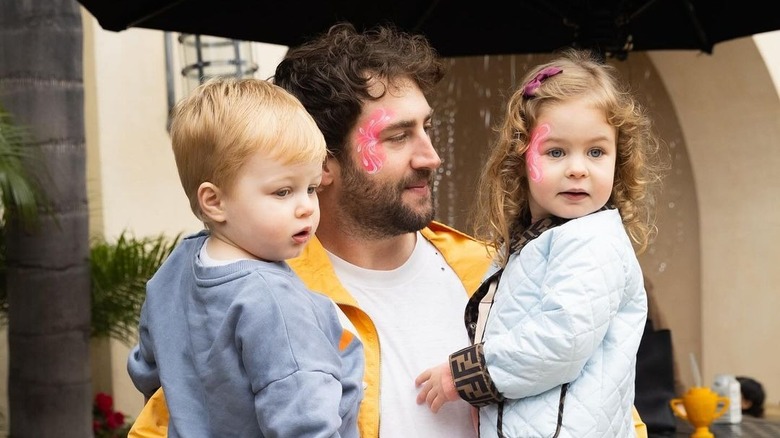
[{"left": 689, "top": 352, "right": 702, "bottom": 387}]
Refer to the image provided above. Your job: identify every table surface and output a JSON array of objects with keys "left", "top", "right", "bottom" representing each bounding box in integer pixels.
[{"left": 656, "top": 416, "right": 780, "bottom": 438}]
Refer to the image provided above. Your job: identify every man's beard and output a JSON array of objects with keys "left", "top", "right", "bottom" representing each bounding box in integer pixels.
[{"left": 338, "top": 158, "right": 436, "bottom": 239}]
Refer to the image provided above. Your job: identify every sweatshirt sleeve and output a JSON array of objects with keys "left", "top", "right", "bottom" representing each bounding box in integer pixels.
[
  {"left": 237, "top": 276, "right": 349, "bottom": 437},
  {"left": 127, "top": 302, "right": 161, "bottom": 399}
]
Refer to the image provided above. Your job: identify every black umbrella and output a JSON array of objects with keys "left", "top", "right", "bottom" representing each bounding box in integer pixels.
[{"left": 77, "top": 0, "right": 780, "bottom": 59}]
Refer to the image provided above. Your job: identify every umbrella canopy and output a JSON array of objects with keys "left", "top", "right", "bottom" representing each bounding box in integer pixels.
[{"left": 77, "top": 0, "right": 780, "bottom": 59}]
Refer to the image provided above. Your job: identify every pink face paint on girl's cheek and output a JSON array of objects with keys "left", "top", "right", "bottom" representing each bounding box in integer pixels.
[
  {"left": 525, "top": 123, "right": 551, "bottom": 182},
  {"left": 355, "top": 108, "right": 392, "bottom": 174}
]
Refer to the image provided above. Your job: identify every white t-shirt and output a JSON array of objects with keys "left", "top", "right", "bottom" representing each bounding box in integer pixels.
[{"left": 327, "top": 233, "right": 476, "bottom": 438}]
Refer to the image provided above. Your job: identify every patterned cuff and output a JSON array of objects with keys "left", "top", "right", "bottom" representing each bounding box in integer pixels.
[{"left": 449, "top": 343, "right": 504, "bottom": 407}]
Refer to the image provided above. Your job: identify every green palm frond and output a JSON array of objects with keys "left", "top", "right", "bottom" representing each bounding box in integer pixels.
[
  {"left": 0, "top": 103, "right": 49, "bottom": 326},
  {"left": 0, "top": 104, "right": 46, "bottom": 228},
  {"left": 90, "top": 231, "right": 181, "bottom": 345}
]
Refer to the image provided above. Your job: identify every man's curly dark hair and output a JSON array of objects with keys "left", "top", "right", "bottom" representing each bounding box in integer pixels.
[{"left": 273, "top": 22, "right": 445, "bottom": 161}]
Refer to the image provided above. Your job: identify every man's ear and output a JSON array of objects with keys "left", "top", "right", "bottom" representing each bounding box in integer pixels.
[
  {"left": 320, "top": 155, "right": 339, "bottom": 187},
  {"left": 198, "top": 182, "right": 226, "bottom": 223}
]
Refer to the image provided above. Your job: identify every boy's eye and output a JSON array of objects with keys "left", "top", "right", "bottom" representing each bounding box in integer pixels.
[
  {"left": 307, "top": 186, "right": 318, "bottom": 195},
  {"left": 275, "top": 189, "right": 291, "bottom": 197}
]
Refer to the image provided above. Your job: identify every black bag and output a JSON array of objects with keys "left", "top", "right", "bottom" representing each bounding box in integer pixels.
[{"left": 635, "top": 318, "right": 678, "bottom": 436}]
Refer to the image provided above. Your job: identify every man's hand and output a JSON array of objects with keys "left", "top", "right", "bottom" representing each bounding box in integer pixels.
[{"left": 415, "top": 362, "right": 460, "bottom": 413}]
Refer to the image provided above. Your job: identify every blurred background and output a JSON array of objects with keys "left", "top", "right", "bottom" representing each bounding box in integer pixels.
[{"left": 1, "top": 3, "right": 779, "bottom": 434}]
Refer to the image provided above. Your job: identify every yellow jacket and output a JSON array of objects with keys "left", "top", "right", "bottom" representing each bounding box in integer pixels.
[{"left": 128, "top": 222, "right": 646, "bottom": 438}]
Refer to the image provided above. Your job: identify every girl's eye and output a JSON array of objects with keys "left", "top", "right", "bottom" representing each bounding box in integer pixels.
[
  {"left": 307, "top": 186, "right": 318, "bottom": 195},
  {"left": 275, "top": 189, "right": 291, "bottom": 197},
  {"left": 588, "top": 149, "right": 604, "bottom": 158},
  {"left": 548, "top": 149, "right": 564, "bottom": 158}
]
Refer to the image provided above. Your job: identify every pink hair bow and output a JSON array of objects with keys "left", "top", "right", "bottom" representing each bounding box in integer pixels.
[{"left": 522, "top": 66, "right": 563, "bottom": 98}]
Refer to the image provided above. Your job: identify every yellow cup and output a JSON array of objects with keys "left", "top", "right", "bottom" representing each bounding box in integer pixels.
[{"left": 670, "top": 386, "right": 730, "bottom": 438}]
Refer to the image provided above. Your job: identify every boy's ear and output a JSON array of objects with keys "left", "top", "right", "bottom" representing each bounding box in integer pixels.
[{"left": 198, "top": 182, "right": 226, "bottom": 223}]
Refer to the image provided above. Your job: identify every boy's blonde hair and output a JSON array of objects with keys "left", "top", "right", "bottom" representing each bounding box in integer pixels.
[
  {"left": 169, "top": 78, "right": 327, "bottom": 223},
  {"left": 472, "top": 49, "right": 668, "bottom": 266}
]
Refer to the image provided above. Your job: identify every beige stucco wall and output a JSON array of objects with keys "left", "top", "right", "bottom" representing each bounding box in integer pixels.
[
  {"left": 1, "top": 9, "right": 779, "bottom": 431},
  {"left": 649, "top": 37, "right": 780, "bottom": 399}
]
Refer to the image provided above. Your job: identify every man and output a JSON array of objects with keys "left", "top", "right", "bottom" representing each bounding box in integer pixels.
[{"left": 128, "top": 23, "right": 646, "bottom": 437}]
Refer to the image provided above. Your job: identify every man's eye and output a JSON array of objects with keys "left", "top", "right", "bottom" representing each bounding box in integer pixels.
[{"left": 389, "top": 133, "right": 407, "bottom": 143}]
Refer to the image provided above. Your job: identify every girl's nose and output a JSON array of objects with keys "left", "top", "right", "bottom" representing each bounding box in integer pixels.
[{"left": 566, "top": 157, "right": 588, "bottom": 178}]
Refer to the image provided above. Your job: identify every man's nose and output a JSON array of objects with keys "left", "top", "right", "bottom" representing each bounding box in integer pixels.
[{"left": 411, "top": 134, "right": 441, "bottom": 170}]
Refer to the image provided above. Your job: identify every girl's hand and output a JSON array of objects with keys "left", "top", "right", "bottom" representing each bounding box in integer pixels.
[{"left": 415, "top": 362, "right": 460, "bottom": 413}]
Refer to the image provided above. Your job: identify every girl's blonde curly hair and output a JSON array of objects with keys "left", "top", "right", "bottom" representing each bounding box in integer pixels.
[{"left": 471, "top": 49, "right": 668, "bottom": 267}]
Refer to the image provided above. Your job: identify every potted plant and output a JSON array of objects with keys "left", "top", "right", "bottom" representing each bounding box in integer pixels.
[{"left": 89, "top": 230, "right": 181, "bottom": 344}]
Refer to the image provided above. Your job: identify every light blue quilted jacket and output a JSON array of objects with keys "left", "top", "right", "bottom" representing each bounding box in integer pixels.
[{"left": 480, "top": 209, "right": 647, "bottom": 437}]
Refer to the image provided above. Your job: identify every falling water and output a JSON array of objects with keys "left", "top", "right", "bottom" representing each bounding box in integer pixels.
[
  {"left": 428, "top": 53, "right": 694, "bottom": 280},
  {"left": 429, "top": 53, "right": 551, "bottom": 231}
]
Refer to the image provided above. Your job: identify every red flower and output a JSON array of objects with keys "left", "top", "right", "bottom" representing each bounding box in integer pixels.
[
  {"left": 94, "top": 392, "right": 114, "bottom": 417},
  {"left": 93, "top": 392, "right": 132, "bottom": 438},
  {"left": 106, "top": 411, "right": 126, "bottom": 429}
]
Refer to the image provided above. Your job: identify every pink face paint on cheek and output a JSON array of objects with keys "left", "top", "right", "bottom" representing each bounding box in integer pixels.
[
  {"left": 525, "top": 123, "right": 551, "bottom": 182},
  {"left": 355, "top": 109, "right": 392, "bottom": 174}
]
